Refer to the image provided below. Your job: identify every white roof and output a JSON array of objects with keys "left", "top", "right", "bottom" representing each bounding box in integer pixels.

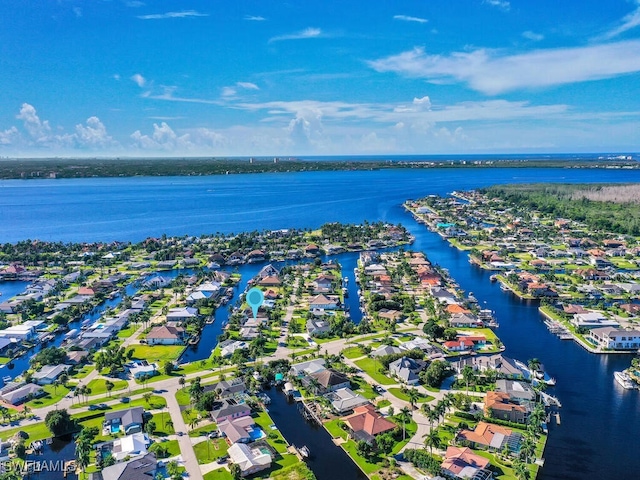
[{"left": 228, "top": 443, "right": 271, "bottom": 473}]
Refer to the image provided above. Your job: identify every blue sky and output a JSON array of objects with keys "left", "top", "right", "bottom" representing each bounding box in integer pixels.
[{"left": 1, "top": 0, "right": 640, "bottom": 156}]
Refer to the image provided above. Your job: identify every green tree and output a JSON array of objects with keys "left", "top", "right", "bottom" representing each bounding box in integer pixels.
[
  {"left": 45, "top": 409, "right": 76, "bottom": 437},
  {"left": 230, "top": 462, "right": 242, "bottom": 480},
  {"left": 424, "top": 428, "right": 441, "bottom": 455}
]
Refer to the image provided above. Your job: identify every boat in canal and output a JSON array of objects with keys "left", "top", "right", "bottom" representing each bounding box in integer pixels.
[{"left": 614, "top": 371, "right": 636, "bottom": 390}]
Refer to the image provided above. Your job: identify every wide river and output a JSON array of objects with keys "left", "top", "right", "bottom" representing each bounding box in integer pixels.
[{"left": 2, "top": 167, "right": 640, "bottom": 479}]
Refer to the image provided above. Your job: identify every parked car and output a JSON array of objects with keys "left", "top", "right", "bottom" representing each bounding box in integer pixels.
[{"left": 120, "top": 397, "right": 130, "bottom": 403}]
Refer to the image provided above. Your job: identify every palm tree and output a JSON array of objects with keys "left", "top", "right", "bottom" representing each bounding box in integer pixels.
[
  {"left": 407, "top": 388, "right": 420, "bottom": 410},
  {"left": 461, "top": 365, "right": 475, "bottom": 398},
  {"left": 424, "top": 428, "right": 441, "bottom": 455},
  {"left": 513, "top": 459, "right": 530, "bottom": 480},
  {"left": 105, "top": 380, "right": 114, "bottom": 398},
  {"left": 399, "top": 406, "right": 412, "bottom": 441}
]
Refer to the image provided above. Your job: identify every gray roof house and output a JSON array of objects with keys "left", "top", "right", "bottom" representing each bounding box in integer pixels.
[
  {"left": 327, "top": 388, "right": 369, "bottom": 414},
  {"left": 1, "top": 383, "right": 44, "bottom": 405},
  {"left": 104, "top": 407, "right": 145, "bottom": 435},
  {"left": 389, "top": 357, "right": 426, "bottom": 385},
  {"left": 33, "top": 364, "right": 71, "bottom": 385},
  {"left": 90, "top": 452, "right": 157, "bottom": 480},
  {"left": 306, "top": 319, "right": 331, "bottom": 337}
]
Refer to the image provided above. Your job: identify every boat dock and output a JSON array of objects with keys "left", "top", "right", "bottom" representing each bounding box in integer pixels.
[
  {"left": 298, "top": 400, "right": 322, "bottom": 425},
  {"left": 544, "top": 319, "right": 573, "bottom": 340}
]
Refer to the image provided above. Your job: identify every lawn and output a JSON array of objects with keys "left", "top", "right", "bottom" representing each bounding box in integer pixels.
[
  {"left": 150, "top": 439, "right": 181, "bottom": 458},
  {"left": 149, "top": 412, "right": 175, "bottom": 436},
  {"left": 354, "top": 358, "right": 396, "bottom": 385},
  {"left": 117, "top": 325, "right": 137, "bottom": 338},
  {"left": 86, "top": 378, "right": 128, "bottom": 396},
  {"left": 188, "top": 422, "right": 219, "bottom": 438},
  {"left": 26, "top": 383, "right": 70, "bottom": 408},
  {"left": 129, "top": 344, "right": 185, "bottom": 363},
  {"left": 342, "top": 439, "right": 380, "bottom": 474},
  {"left": 253, "top": 410, "right": 288, "bottom": 453},
  {"left": 194, "top": 437, "right": 229, "bottom": 464},
  {"left": 72, "top": 365, "right": 94, "bottom": 379},
  {"left": 324, "top": 419, "right": 348, "bottom": 439},
  {"left": 0, "top": 421, "right": 51, "bottom": 442},
  {"left": 70, "top": 388, "right": 155, "bottom": 409},
  {"left": 203, "top": 469, "right": 233, "bottom": 480},
  {"left": 387, "top": 387, "right": 434, "bottom": 404},
  {"left": 350, "top": 376, "right": 381, "bottom": 400},
  {"left": 341, "top": 346, "right": 366, "bottom": 359}
]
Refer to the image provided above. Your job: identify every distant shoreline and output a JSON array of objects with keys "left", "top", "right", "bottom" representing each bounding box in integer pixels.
[{"left": 0, "top": 156, "right": 638, "bottom": 180}]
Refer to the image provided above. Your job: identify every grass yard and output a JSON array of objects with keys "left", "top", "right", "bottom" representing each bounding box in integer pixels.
[
  {"left": 86, "top": 378, "right": 128, "bottom": 396},
  {"left": 26, "top": 384, "right": 70, "bottom": 408},
  {"left": 149, "top": 439, "right": 181, "bottom": 458},
  {"left": 72, "top": 365, "right": 94, "bottom": 379},
  {"left": 203, "top": 469, "right": 233, "bottom": 480},
  {"left": 194, "top": 437, "right": 229, "bottom": 464},
  {"left": 149, "top": 412, "right": 175, "bottom": 436},
  {"left": 253, "top": 410, "right": 288, "bottom": 453},
  {"left": 129, "top": 344, "right": 185, "bottom": 363},
  {"left": 188, "top": 422, "right": 219, "bottom": 438},
  {"left": 387, "top": 387, "right": 433, "bottom": 404},
  {"left": 341, "top": 346, "right": 366, "bottom": 359},
  {"left": 354, "top": 358, "right": 396, "bottom": 385},
  {"left": 324, "top": 419, "right": 348, "bottom": 439},
  {"left": 0, "top": 421, "right": 51, "bottom": 442}
]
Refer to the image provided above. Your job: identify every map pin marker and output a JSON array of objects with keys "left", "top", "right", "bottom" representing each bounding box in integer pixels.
[{"left": 246, "top": 287, "right": 264, "bottom": 320}]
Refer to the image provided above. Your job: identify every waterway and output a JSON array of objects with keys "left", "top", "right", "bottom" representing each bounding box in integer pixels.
[
  {"left": 266, "top": 388, "right": 367, "bottom": 480},
  {"left": 3, "top": 167, "right": 640, "bottom": 478}
]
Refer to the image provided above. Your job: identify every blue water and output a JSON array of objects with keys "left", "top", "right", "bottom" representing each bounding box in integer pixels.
[{"left": 3, "top": 167, "right": 640, "bottom": 478}]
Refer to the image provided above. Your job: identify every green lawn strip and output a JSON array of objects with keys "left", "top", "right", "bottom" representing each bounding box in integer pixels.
[
  {"left": 188, "top": 422, "right": 219, "bottom": 438},
  {"left": 341, "top": 346, "right": 366, "bottom": 359},
  {"left": 387, "top": 387, "right": 433, "bottom": 404},
  {"left": 270, "top": 462, "right": 316, "bottom": 480},
  {"left": 253, "top": 410, "right": 288, "bottom": 454},
  {"left": 149, "top": 439, "right": 181, "bottom": 457},
  {"left": 176, "top": 388, "right": 191, "bottom": 406},
  {"left": 86, "top": 378, "right": 128, "bottom": 396},
  {"left": 26, "top": 384, "right": 71, "bottom": 408},
  {"left": 354, "top": 358, "right": 396, "bottom": 385},
  {"left": 350, "top": 376, "right": 380, "bottom": 400},
  {"left": 70, "top": 388, "right": 154, "bottom": 409},
  {"left": 342, "top": 440, "right": 380, "bottom": 474},
  {"left": 129, "top": 344, "right": 185, "bottom": 363},
  {"left": 149, "top": 412, "right": 175, "bottom": 436},
  {"left": 0, "top": 421, "right": 51, "bottom": 442},
  {"left": 117, "top": 326, "right": 137, "bottom": 338},
  {"left": 203, "top": 468, "right": 233, "bottom": 480},
  {"left": 473, "top": 449, "right": 519, "bottom": 480},
  {"left": 324, "top": 419, "right": 348, "bottom": 440},
  {"left": 194, "top": 437, "right": 229, "bottom": 464},
  {"left": 72, "top": 365, "right": 95, "bottom": 379},
  {"left": 390, "top": 417, "right": 417, "bottom": 454},
  {"left": 377, "top": 399, "right": 391, "bottom": 408}
]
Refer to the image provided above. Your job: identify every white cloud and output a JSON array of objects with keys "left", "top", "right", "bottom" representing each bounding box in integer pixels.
[
  {"left": 137, "top": 10, "right": 208, "bottom": 20},
  {"left": 0, "top": 127, "right": 19, "bottom": 145},
  {"left": 130, "top": 122, "right": 193, "bottom": 151},
  {"left": 75, "top": 117, "right": 114, "bottom": 147},
  {"left": 600, "top": 0, "right": 640, "bottom": 39},
  {"left": 393, "top": 15, "right": 428, "bottom": 24},
  {"left": 485, "top": 0, "right": 510, "bottom": 11},
  {"left": 522, "top": 31, "right": 544, "bottom": 41},
  {"left": 17, "top": 103, "right": 51, "bottom": 140},
  {"left": 368, "top": 40, "right": 640, "bottom": 94},
  {"left": 236, "top": 82, "right": 259, "bottom": 90},
  {"left": 131, "top": 73, "right": 146, "bottom": 87},
  {"left": 269, "top": 27, "right": 322, "bottom": 43},
  {"left": 244, "top": 15, "right": 265, "bottom": 21},
  {"left": 221, "top": 87, "right": 237, "bottom": 98}
]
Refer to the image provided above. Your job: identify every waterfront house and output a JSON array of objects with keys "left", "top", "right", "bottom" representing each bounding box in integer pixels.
[
  {"left": 219, "top": 340, "right": 248, "bottom": 358},
  {"left": 33, "top": 364, "right": 71, "bottom": 385},
  {"left": 186, "top": 290, "right": 213, "bottom": 305},
  {"left": 327, "top": 388, "right": 369, "bottom": 414},
  {"left": 484, "top": 391, "right": 529, "bottom": 424},
  {"left": 456, "top": 422, "right": 521, "bottom": 452},
  {"left": 1, "top": 383, "right": 44, "bottom": 405},
  {"left": 571, "top": 312, "right": 619, "bottom": 329},
  {"left": 589, "top": 327, "right": 640, "bottom": 350},
  {"left": 227, "top": 442, "right": 272, "bottom": 477},
  {"left": 144, "top": 276, "right": 171, "bottom": 289},
  {"left": 474, "top": 354, "right": 523, "bottom": 379},
  {"left": 450, "top": 313, "right": 483, "bottom": 328},
  {"left": 211, "top": 400, "right": 252, "bottom": 424},
  {"left": 441, "top": 446, "right": 493, "bottom": 480},
  {"left": 146, "top": 325, "right": 185, "bottom": 345},
  {"left": 129, "top": 362, "right": 158, "bottom": 380},
  {"left": 0, "top": 320, "right": 44, "bottom": 340},
  {"left": 257, "top": 275, "right": 281, "bottom": 287},
  {"left": 343, "top": 404, "right": 396, "bottom": 444},
  {"left": 308, "top": 368, "right": 350, "bottom": 393},
  {"left": 166, "top": 307, "right": 198, "bottom": 323},
  {"left": 388, "top": 357, "right": 426, "bottom": 385},
  {"left": 103, "top": 407, "right": 145, "bottom": 436},
  {"left": 96, "top": 433, "right": 151, "bottom": 462},
  {"left": 620, "top": 304, "right": 640, "bottom": 316},
  {"left": 290, "top": 358, "right": 326, "bottom": 376},
  {"left": 312, "top": 275, "right": 335, "bottom": 293},
  {"left": 308, "top": 294, "right": 339, "bottom": 311},
  {"left": 495, "top": 379, "right": 535, "bottom": 410},
  {"left": 218, "top": 416, "right": 259, "bottom": 444},
  {"left": 210, "top": 379, "right": 247, "bottom": 399},
  {"left": 90, "top": 452, "right": 157, "bottom": 480}
]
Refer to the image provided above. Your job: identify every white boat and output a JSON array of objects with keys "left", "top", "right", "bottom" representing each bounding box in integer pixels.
[
  {"left": 2, "top": 376, "right": 12, "bottom": 383},
  {"left": 299, "top": 445, "right": 310, "bottom": 459},
  {"left": 614, "top": 371, "right": 636, "bottom": 390}
]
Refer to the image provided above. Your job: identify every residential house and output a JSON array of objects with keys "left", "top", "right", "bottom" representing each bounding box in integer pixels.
[
  {"left": 211, "top": 400, "right": 252, "bottom": 424},
  {"left": 620, "top": 304, "right": 640, "bottom": 316},
  {"left": 166, "top": 307, "right": 198, "bottom": 323},
  {"left": 495, "top": 379, "right": 536, "bottom": 410},
  {"left": 89, "top": 452, "right": 157, "bottom": 480},
  {"left": 146, "top": 325, "right": 185, "bottom": 345},
  {"left": 589, "top": 327, "right": 640, "bottom": 350},
  {"left": 306, "top": 319, "right": 331, "bottom": 337},
  {"left": 343, "top": 404, "right": 396, "bottom": 444},
  {"left": 144, "top": 276, "right": 172, "bottom": 289},
  {"left": 219, "top": 340, "right": 248, "bottom": 358},
  {"left": 96, "top": 433, "right": 151, "bottom": 462},
  {"left": 312, "top": 275, "right": 335, "bottom": 293},
  {"left": 290, "top": 358, "right": 326, "bottom": 376},
  {"left": 441, "top": 446, "right": 493, "bottom": 480},
  {"left": 371, "top": 345, "right": 402, "bottom": 357},
  {"left": 473, "top": 354, "right": 523, "bottom": 379},
  {"left": 388, "top": 357, "right": 426, "bottom": 385},
  {"left": 1, "top": 383, "right": 44, "bottom": 405},
  {"left": 326, "top": 388, "right": 369, "bottom": 414},
  {"left": 209, "top": 379, "right": 246, "bottom": 399},
  {"left": 450, "top": 313, "right": 483, "bottom": 328},
  {"left": 33, "top": 364, "right": 71, "bottom": 385},
  {"left": 103, "top": 407, "right": 145, "bottom": 435},
  {"left": 308, "top": 294, "right": 339, "bottom": 311},
  {"left": 218, "top": 416, "right": 260, "bottom": 444},
  {"left": 308, "top": 368, "right": 350, "bottom": 393},
  {"left": 571, "top": 312, "right": 619, "bottom": 329},
  {"left": 129, "top": 362, "right": 158, "bottom": 380},
  {"left": 456, "top": 422, "right": 521, "bottom": 452},
  {"left": 257, "top": 275, "right": 281, "bottom": 287},
  {"left": 484, "top": 391, "right": 529, "bottom": 424},
  {"left": 227, "top": 442, "right": 272, "bottom": 477}
]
